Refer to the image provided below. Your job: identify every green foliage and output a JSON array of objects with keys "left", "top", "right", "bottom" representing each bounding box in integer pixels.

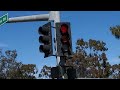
[
  {"left": 0, "top": 49, "right": 38, "bottom": 79},
  {"left": 109, "top": 25, "right": 120, "bottom": 78},
  {"left": 110, "top": 25, "right": 120, "bottom": 39},
  {"left": 39, "top": 65, "right": 51, "bottom": 79},
  {"left": 67, "top": 38, "right": 110, "bottom": 78}
]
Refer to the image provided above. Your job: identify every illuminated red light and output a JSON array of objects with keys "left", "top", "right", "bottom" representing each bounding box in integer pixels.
[{"left": 60, "top": 24, "right": 68, "bottom": 34}]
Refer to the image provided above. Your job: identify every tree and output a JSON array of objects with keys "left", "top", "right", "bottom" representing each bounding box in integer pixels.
[
  {"left": 110, "top": 25, "right": 120, "bottom": 39},
  {"left": 66, "top": 38, "right": 111, "bottom": 78},
  {"left": 0, "top": 49, "right": 38, "bottom": 79},
  {"left": 109, "top": 25, "right": 120, "bottom": 78},
  {"left": 110, "top": 25, "right": 120, "bottom": 57},
  {"left": 39, "top": 65, "right": 51, "bottom": 79}
]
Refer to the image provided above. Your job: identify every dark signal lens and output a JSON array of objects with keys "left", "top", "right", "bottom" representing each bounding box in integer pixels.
[{"left": 61, "top": 36, "right": 68, "bottom": 43}]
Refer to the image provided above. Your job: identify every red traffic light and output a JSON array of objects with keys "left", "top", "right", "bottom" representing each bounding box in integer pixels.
[
  {"left": 56, "top": 22, "right": 73, "bottom": 56},
  {"left": 60, "top": 24, "right": 68, "bottom": 34},
  {"left": 60, "top": 24, "right": 69, "bottom": 44}
]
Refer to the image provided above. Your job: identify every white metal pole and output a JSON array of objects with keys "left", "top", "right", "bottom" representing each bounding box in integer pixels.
[
  {"left": 49, "top": 11, "right": 66, "bottom": 79},
  {"left": 49, "top": 11, "right": 60, "bottom": 65}
]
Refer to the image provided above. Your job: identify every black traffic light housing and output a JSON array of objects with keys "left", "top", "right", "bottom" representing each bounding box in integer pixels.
[
  {"left": 51, "top": 66, "right": 62, "bottom": 79},
  {"left": 55, "top": 22, "right": 73, "bottom": 57},
  {"left": 67, "top": 67, "right": 77, "bottom": 79},
  {"left": 38, "top": 22, "right": 53, "bottom": 58}
]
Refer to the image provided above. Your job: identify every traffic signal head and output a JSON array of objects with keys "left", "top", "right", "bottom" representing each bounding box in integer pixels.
[
  {"left": 56, "top": 22, "right": 73, "bottom": 57},
  {"left": 67, "top": 68, "right": 76, "bottom": 79},
  {"left": 51, "top": 66, "right": 60, "bottom": 79},
  {"left": 38, "top": 22, "right": 53, "bottom": 58}
]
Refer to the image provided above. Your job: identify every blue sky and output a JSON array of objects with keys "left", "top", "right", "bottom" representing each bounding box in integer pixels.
[{"left": 0, "top": 11, "right": 120, "bottom": 74}]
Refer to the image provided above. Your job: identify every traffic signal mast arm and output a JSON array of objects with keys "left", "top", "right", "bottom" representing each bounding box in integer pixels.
[{"left": 7, "top": 14, "right": 49, "bottom": 23}]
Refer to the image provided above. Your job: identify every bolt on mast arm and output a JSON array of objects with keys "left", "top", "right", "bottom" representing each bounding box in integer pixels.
[{"left": 7, "top": 14, "right": 49, "bottom": 23}]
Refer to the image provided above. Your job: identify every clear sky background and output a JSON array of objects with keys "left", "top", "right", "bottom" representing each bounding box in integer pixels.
[{"left": 0, "top": 11, "right": 120, "bottom": 75}]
